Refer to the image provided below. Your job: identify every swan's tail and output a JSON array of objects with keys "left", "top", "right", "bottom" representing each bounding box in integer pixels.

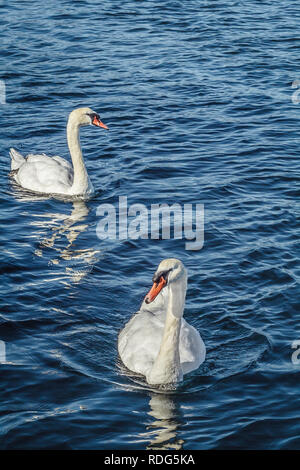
[{"left": 9, "top": 148, "right": 25, "bottom": 170}]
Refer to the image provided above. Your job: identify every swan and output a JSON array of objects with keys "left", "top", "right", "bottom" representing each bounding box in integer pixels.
[
  {"left": 118, "top": 258, "right": 206, "bottom": 385},
  {"left": 9, "top": 107, "right": 108, "bottom": 197}
]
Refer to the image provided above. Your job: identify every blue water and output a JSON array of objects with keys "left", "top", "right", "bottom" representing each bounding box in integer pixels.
[{"left": 0, "top": 0, "right": 299, "bottom": 450}]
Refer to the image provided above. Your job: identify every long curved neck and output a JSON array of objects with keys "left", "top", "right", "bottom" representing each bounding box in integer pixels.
[
  {"left": 147, "top": 278, "right": 186, "bottom": 385},
  {"left": 67, "top": 118, "right": 89, "bottom": 195}
]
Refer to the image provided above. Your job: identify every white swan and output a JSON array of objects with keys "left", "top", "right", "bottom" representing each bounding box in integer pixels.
[
  {"left": 9, "top": 107, "right": 108, "bottom": 197},
  {"left": 118, "top": 259, "right": 206, "bottom": 385}
]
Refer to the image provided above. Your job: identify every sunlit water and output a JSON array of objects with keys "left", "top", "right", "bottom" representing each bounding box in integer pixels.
[{"left": 0, "top": 0, "right": 299, "bottom": 450}]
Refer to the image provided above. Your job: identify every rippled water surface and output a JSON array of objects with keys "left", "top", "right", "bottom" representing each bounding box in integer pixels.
[{"left": 0, "top": 0, "right": 299, "bottom": 450}]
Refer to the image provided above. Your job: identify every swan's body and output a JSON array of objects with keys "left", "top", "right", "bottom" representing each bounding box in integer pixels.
[
  {"left": 10, "top": 107, "right": 108, "bottom": 197},
  {"left": 118, "top": 259, "right": 206, "bottom": 385}
]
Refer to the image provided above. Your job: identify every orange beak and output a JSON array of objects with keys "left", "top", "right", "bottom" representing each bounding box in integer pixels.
[
  {"left": 92, "top": 115, "right": 109, "bottom": 130},
  {"left": 145, "top": 276, "right": 167, "bottom": 304}
]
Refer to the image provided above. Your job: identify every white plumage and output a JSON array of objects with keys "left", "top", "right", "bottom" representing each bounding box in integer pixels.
[
  {"left": 9, "top": 107, "right": 108, "bottom": 197},
  {"left": 118, "top": 259, "right": 206, "bottom": 385}
]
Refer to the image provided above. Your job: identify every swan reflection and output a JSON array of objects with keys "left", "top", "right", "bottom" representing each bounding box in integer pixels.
[
  {"left": 28, "top": 201, "right": 100, "bottom": 283},
  {"left": 144, "top": 392, "right": 183, "bottom": 450},
  {"left": 117, "top": 362, "right": 184, "bottom": 450}
]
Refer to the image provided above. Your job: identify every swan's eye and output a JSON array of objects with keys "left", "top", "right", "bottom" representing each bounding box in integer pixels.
[
  {"left": 152, "top": 269, "right": 171, "bottom": 284},
  {"left": 87, "top": 113, "right": 96, "bottom": 120}
]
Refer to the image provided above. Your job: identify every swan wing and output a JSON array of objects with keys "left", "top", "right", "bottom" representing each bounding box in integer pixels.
[
  {"left": 179, "top": 319, "right": 206, "bottom": 374},
  {"left": 14, "top": 154, "right": 73, "bottom": 194},
  {"left": 52, "top": 155, "right": 73, "bottom": 170},
  {"left": 118, "top": 312, "right": 164, "bottom": 377}
]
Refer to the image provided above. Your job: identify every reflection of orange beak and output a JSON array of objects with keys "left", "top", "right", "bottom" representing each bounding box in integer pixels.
[
  {"left": 145, "top": 276, "right": 166, "bottom": 304},
  {"left": 92, "top": 115, "right": 109, "bottom": 129}
]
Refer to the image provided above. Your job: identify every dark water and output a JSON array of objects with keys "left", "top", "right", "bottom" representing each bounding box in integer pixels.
[{"left": 0, "top": 0, "right": 299, "bottom": 450}]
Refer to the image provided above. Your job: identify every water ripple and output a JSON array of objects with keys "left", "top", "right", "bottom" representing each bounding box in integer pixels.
[{"left": 0, "top": 0, "right": 299, "bottom": 450}]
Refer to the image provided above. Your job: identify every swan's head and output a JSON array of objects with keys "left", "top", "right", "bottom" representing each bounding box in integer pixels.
[
  {"left": 144, "top": 258, "right": 187, "bottom": 306},
  {"left": 68, "top": 107, "right": 109, "bottom": 129}
]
